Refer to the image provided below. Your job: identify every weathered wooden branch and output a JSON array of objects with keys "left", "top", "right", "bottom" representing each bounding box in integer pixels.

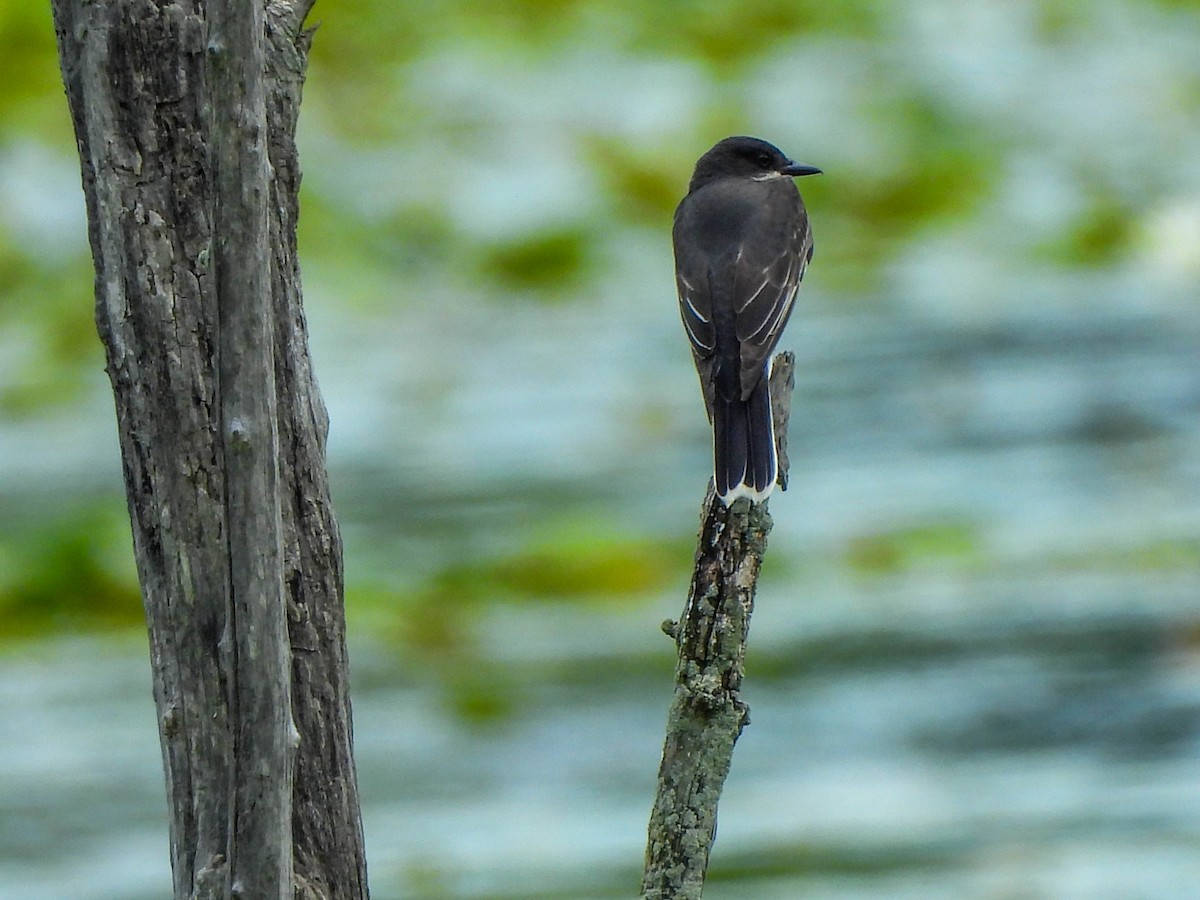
[
  {"left": 51, "top": 1, "right": 367, "bottom": 897},
  {"left": 641, "top": 352, "right": 795, "bottom": 900}
]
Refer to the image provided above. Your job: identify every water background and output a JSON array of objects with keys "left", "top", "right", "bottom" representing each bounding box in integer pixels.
[{"left": 1, "top": 1, "right": 1199, "bottom": 897}]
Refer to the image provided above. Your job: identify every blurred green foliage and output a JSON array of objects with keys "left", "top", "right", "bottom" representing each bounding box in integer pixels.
[
  {"left": 0, "top": 3, "right": 67, "bottom": 141},
  {"left": 0, "top": 3, "right": 100, "bottom": 414},
  {"left": 372, "top": 528, "right": 684, "bottom": 641},
  {"left": 2, "top": 0, "right": 1196, "bottom": 648},
  {"left": 307, "top": 0, "right": 886, "bottom": 81},
  {"left": 0, "top": 246, "right": 97, "bottom": 414},
  {"left": 345, "top": 526, "right": 688, "bottom": 722},
  {"left": 1035, "top": 196, "right": 1138, "bottom": 265},
  {"left": 0, "top": 501, "right": 142, "bottom": 640},
  {"left": 845, "top": 521, "right": 983, "bottom": 576},
  {"left": 476, "top": 227, "right": 595, "bottom": 296}
]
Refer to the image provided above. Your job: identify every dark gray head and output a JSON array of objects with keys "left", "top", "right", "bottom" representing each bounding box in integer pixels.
[{"left": 687, "top": 136, "right": 822, "bottom": 193}]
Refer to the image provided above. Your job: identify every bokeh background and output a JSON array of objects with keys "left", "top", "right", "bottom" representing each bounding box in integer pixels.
[{"left": 3, "top": 1, "right": 1199, "bottom": 897}]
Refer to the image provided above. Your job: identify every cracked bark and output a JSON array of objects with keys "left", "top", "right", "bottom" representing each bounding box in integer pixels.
[
  {"left": 51, "top": 1, "right": 368, "bottom": 897},
  {"left": 641, "top": 353, "right": 795, "bottom": 900}
]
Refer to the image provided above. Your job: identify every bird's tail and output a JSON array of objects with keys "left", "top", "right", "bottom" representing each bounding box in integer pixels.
[{"left": 712, "top": 373, "right": 777, "bottom": 506}]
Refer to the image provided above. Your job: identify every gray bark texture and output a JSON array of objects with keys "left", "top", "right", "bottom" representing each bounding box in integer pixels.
[
  {"left": 641, "top": 353, "right": 795, "bottom": 900},
  {"left": 50, "top": 1, "right": 369, "bottom": 897}
]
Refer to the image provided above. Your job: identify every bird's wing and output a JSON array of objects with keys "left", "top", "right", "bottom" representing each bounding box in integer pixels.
[
  {"left": 676, "top": 267, "right": 715, "bottom": 356},
  {"left": 733, "top": 214, "right": 811, "bottom": 398}
]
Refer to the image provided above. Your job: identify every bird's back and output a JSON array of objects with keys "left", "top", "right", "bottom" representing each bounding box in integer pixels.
[{"left": 673, "top": 177, "right": 787, "bottom": 262}]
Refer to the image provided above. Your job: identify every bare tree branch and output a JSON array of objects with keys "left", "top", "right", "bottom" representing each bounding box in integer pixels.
[{"left": 642, "top": 352, "right": 795, "bottom": 899}]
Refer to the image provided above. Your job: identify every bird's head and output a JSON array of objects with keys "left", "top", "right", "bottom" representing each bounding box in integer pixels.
[{"left": 688, "top": 136, "right": 821, "bottom": 192}]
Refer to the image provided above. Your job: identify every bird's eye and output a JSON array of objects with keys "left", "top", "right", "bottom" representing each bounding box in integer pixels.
[{"left": 756, "top": 152, "right": 772, "bottom": 166}]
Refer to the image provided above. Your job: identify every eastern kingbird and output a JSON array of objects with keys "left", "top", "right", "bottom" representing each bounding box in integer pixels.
[{"left": 673, "top": 136, "right": 820, "bottom": 506}]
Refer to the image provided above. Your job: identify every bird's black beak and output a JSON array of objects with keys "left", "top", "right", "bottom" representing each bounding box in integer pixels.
[{"left": 781, "top": 162, "right": 822, "bottom": 178}]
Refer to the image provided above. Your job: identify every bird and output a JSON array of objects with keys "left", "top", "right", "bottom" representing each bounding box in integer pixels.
[{"left": 672, "top": 136, "right": 821, "bottom": 506}]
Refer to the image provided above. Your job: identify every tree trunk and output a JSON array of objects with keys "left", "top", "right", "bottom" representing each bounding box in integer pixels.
[{"left": 50, "top": 1, "right": 369, "bottom": 897}]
